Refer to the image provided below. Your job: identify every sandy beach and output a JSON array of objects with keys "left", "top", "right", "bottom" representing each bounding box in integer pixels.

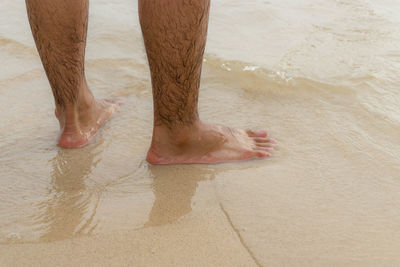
[{"left": 1, "top": 0, "right": 400, "bottom": 266}]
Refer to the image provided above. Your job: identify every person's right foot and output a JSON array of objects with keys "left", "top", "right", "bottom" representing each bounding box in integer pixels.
[
  {"left": 146, "top": 121, "right": 276, "bottom": 164},
  {"left": 56, "top": 97, "right": 122, "bottom": 148}
]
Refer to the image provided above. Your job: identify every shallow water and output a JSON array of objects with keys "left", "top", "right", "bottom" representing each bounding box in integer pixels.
[{"left": 1, "top": 0, "right": 400, "bottom": 266}]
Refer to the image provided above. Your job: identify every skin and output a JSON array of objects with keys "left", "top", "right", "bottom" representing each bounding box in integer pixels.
[
  {"left": 140, "top": 0, "right": 275, "bottom": 164},
  {"left": 25, "top": 0, "right": 121, "bottom": 148},
  {"left": 26, "top": 0, "right": 276, "bottom": 164}
]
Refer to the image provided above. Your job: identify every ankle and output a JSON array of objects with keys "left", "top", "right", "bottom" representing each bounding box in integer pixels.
[
  {"left": 76, "top": 85, "right": 95, "bottom": 113},
  {"left": 152, "top": 120, "right": 202, "bottom": 146},
  {"left": 55, "top": 88, "right": 97, "bottom": 132},
  {"left": 55, "top": 81, "right": 93, "bottom": 112}
]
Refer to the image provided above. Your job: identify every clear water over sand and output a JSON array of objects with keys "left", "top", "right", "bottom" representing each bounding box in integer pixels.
[{"left": 1, "top": 0, "right": 400, "bottom": 266}]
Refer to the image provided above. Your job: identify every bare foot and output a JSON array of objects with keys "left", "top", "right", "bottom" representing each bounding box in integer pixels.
[
  {"left": 56, "top": 98, "right": 123, "bottom": 148},
  {"left": 146, "top": 121, "right": 276, "bottom": 164}
]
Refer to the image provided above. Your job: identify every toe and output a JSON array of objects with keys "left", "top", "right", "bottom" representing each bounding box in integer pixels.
[
  {"left": 246, "top": 129, "right": 268, "bottom": 138},
  {"left": 255, "top": 150, "right": 271, "bottom": 158},
  {"left": 253, "top": 137, "right": 275, "bottom": 143},
  {"left": 256, "top": 142, "right": 275, "bottom": 148},
  {"left": 104, "top": 97, "right": 124, "bottom": 107},
  {"left": 114, "top": 97, "right": 125, "bottom": 106},
  {"left": 256, "top": 144, "right": 274, "bottom": 151}
]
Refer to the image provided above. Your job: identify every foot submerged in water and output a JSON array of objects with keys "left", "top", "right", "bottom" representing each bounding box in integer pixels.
[
  {"left": 57, "top": 98, "right": 123, "bottom": 148},
  {"left": 146, "top": 121, "right": 276, "bottom": 164}
]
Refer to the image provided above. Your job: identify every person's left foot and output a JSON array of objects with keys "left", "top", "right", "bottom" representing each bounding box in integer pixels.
[
  {"left": 56, "top": 98, "right": 123, "bottom": 148},
  {"left": 146, "top": 121, "right": 276, "bottom": 164}
]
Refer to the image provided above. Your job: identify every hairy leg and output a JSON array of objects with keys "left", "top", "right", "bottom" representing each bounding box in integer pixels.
[
  {"left": 139, "top": 0, "right": 275, "bottom": 164},
  {"left": 26, "top": 0, "right": 121, "bottom": 148}
]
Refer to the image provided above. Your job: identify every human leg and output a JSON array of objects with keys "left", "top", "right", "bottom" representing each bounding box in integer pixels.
[
  {"left": 26, "top": 0, "right": 121, "bottom": 148},
  {"left": 139, "top": 0, "right": 275, "bottom": 164}
]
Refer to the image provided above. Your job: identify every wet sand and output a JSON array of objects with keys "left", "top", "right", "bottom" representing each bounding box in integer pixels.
[{"left": 1, "top": 0, "right": 400, "bottom": 266}]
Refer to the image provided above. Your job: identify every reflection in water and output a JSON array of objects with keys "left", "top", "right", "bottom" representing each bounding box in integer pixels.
[
  {"left": 36, "top": 143, "right": 103, "bottom": 242},
  {"left": 34, "top": 141, "right": 219, "bottom": 239},
  {"left": 145, "top": 165, "right": 215, "bottom": 227}
]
